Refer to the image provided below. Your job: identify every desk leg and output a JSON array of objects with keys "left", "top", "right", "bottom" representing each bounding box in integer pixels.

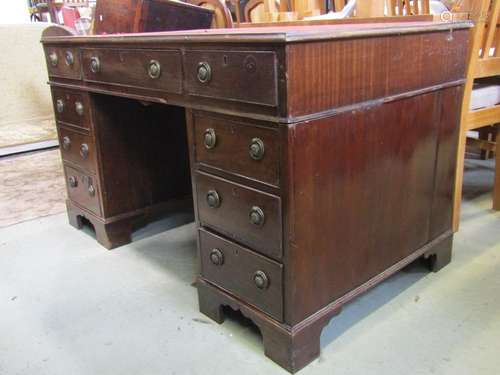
[{"left": 66, "top": 200, "right": 134, "bottom": 250}]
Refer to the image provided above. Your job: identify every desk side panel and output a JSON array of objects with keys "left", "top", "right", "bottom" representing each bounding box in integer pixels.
[{"left": 283, "top": 90, "right": 458, "bottom": 325}]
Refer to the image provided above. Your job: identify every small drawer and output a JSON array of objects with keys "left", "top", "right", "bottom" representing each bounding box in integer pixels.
[
  {"left": 194, "top": 114, "right": 280, "bottom": 187},
  {"left": 81, "top": 48, "right": 182, "bottom": 94},
  {"left": 185, "top": 50, "right": 278, "bottom": 107},
  {"left": 64, "top": 165, "right": 101, "bottom": 217},
  {"left": 58, "top": 127, "right": 97, "bottom": 173},
  {"left": 51, "top": 88, "right": 91, "bottom": 130},
  {"left": 44, "top": 47, "right": 82, "bottom": 80},
  {"left": 196, "top": 172, "right": 282, "bottom": 260},
  {"left": 199, "top": 229, "right": 283, "bottom": 321}
]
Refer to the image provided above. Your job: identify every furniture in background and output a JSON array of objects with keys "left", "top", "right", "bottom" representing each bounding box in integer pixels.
[
  {"left": 187, "top": 0, "right": 234, "bottom": 28},
  {"left": 93, "top": 0, "right": 214, "bottom": 34},
  {"left": 42, "top": 20, "right": 469, "bottom": 371},
  {"left": 454, "top": 0, "right": 500, "bottom": 231}
]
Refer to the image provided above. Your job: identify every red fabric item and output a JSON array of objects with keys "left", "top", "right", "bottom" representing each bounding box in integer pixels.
[{"left": 62, "top": 6, "right": 80, "bottom": 29}]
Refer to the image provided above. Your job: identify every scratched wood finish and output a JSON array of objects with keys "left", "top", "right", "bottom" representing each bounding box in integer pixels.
[{"left": 286, "top": 30, "right": 469, "bottom": 117}]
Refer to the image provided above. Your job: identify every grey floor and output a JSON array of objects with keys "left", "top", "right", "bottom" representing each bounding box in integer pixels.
[{"left": 1, "top": 159, "right": 500, "bottom": 375}]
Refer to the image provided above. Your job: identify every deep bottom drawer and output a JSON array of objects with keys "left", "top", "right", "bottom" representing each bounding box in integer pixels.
[{"left": 199, "top": 229, "right": 283, "bottom": 321}]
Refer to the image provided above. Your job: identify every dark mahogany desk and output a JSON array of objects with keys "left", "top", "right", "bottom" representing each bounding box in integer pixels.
[{"left": 42, "top": 22, "right": 471, "bottom": 372}]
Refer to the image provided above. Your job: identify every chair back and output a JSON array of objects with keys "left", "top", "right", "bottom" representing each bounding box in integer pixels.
[
  {"left": 187, "top": 0, "right": 234, "bottom": 27},
  {"left": 471, "top": 0, "right": 500, "bottom": 79},
  {"left": 387, "top": 0, "right": 430, "bottom": 16}
]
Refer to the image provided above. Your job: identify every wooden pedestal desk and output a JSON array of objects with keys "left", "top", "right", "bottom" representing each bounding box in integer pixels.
[{"left": 42, "top": 22, "right": 471, "bottom": 372}]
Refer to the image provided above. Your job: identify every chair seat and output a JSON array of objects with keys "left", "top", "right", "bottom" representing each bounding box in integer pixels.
[{"left": 470, "top": 84, "right": 500, "bottom": 110}]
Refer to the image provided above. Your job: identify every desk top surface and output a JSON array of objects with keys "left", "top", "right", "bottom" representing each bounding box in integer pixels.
[{"left": 42, "top": 21, "right": 471, "bottom": 45}]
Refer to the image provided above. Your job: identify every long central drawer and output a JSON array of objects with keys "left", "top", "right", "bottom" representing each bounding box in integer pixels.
[{"left": 82, "top": 48, "right": 183, "bottom": 93}]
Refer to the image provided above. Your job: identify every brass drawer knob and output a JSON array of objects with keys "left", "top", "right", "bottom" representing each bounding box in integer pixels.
[
  {"left": 249, "top": 206, "right": 265, "bottom": 226},
  {"left": 80, "top": 144, "right": 89, "bottom": 159},
  {"left": 249, "top": 138, "right": 265, "bottom": 161},
  {"left": 197, "top": 62, "right": 212, "bottom": 84},
  {"left": 254, "top": 270, "right": 269, "bottom": 290},
  {"left": 203, "top": 128, "right": 217, "bottom": 149},
  {"left": 65, "top": 51, "right": 74, "bottom": 66},
  {"left": 88, "top": 184, "right": 96, "bottom": 197},
  {"left": 206, "top": 190, "right": 221, "bottom": 208},
  {"left": 148, "top": 60, "right": 161, "bottom": 79},
  {"left": 75, "top": 101, "right": 84, "bottom": 116},
  {"left": 56, "top": 99, "right": 64, "bottom": 113},
  {"left": 209, "top": 248, "right": 224, "bottom": 266},
  {"left": 62, "top": 136, "right": 71, "bottom": 150},
  {"left": 90, "top": 56, "right": 100, "bottom": 73},
  {"left": 49, "top": 52, "right": 58, "bottom": 67},
  {"left": 68, "top": 176, "right": 78, "bottom": 188}
]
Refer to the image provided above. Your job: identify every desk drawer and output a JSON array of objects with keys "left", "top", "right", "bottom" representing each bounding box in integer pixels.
[
  {"left": 64, "top": 165, "right": 101, "bottom": 216},
  {"left": 199, "top": 229, "right": 283, "bottom": 321},
  {"left": 45, "top": 47, "right": 81, "bottom": 80},
  {"left": 196, "top": 172, "right": 282, "bottom": 260},
  {"left": 82, "top": 48, "right": 182, "bottom": 94},
  {"left": 185, "top": 50, "right": 278, "bottom": 106},
  {"left": 52, "top": 88, "right": 91, "bottom": 130},
  {"left": 194, "top": 114, "right": 280, "bottom": 187},
  {"left": 58, "top": 127, "right": 97, "bottom": 173}
]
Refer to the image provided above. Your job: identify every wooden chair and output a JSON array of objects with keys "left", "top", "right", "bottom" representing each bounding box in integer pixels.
[
  {"left": 453, "top": 0, "right": 500, "bottom": 231},
  {"left": 187, "top": 0, "right": 234, "bottom": 27},
  {"left": 387, "top": 0, "right": 430, "bottom": 16}
]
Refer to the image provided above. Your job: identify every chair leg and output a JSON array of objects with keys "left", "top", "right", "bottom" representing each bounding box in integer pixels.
[
  {"left": 453, "top": 126, "right": 467, "bottom": 232},
  {"left": 493, "top": 125, "right": 500, "bottom": 210}
]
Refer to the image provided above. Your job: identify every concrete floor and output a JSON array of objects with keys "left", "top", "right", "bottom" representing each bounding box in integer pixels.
[{"left": 1, "top": 159, "right": 500, "bottom": 375}]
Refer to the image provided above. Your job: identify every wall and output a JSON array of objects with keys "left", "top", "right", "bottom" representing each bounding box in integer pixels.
[{"left": 0, "top": 2, "right": 30, "bottom": 24}]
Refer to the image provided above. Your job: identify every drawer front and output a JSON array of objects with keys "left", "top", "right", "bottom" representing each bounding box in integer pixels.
[
  {"left": 194, "top": 114, "right": 280, "bottom": 186},
  {"left": 58, "top": 127, "right": 97, "bottom": 173},
  {"left": 82, "top": 48, "right": 182, "bottom": 93},
  {"left": 64, "top": 165, "right": 101, "bottom": 216},
  {"left": 196, "top": 172, "right": 282, "bottom": 260},
  {"left": 51, "top": 88, "right": 91, "bottom": 130},
  {"left": 45, "top": 47, "right": 82, "bottom": 80},
  {"left": 199, "top": 229, "right": 283, "bottom": 321},
  {"left": 185, "top": 50, "right": 278, "bottom": 106}
]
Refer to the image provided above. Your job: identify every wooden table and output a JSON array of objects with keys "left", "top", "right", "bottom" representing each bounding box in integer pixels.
[{"left": 42, "top": 22, "right": 471, "bottom": 372}]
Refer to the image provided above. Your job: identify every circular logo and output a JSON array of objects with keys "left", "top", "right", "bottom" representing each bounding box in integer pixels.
[{"left": 440, "top": 11, "right": 453, "bottom": 22}]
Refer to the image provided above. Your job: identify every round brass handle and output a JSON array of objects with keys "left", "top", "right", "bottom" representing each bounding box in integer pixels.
[
  {"left": 197, "top": 62, "right": 212, "bottom": 84},
  {"left": 49, "top": 52, "right": 58, "bottom": 67},
  {"left": 68, "top": 176, "right": 78, "bottom": 188},
  {"left": 62, "top": 136, "right": 71, "bottom": 150},
  {"left": 148, "top": 60, "right": 161, "bottom": 79},
  {"left": 249, "top": 138, "right": 265, "bottom": 161},
  {"left": 203, "top": 128, "right": 217, "bottom": 149},
  {"left": 90, "top": 57, "right": 100, "bottom": 73},
  {"left": 254, "top": 270, "right": 269, "bottom": 290},
  {"left": 80, "top": 144, "right": 89, "bottom": 159},
  {"left": 88, "top": 184, "right": 96, "bottom": 197},
  {"left": 249, "top": 206, "right": 265, "bottom": 226},
  {"left": 75, "top": 101, "right": 84, "bottom": 116},
  {"left": 206, "top": 190, "right": 221, "bottom": 208},
  {"left": 56, "top": 99, "right": 64, "bottom": 113},
  {"left": 65, "top": 51, "right": 74, "bottom": 66},
  {"left": 209, "top": 248, "right": 224, "bottom": 266}
]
